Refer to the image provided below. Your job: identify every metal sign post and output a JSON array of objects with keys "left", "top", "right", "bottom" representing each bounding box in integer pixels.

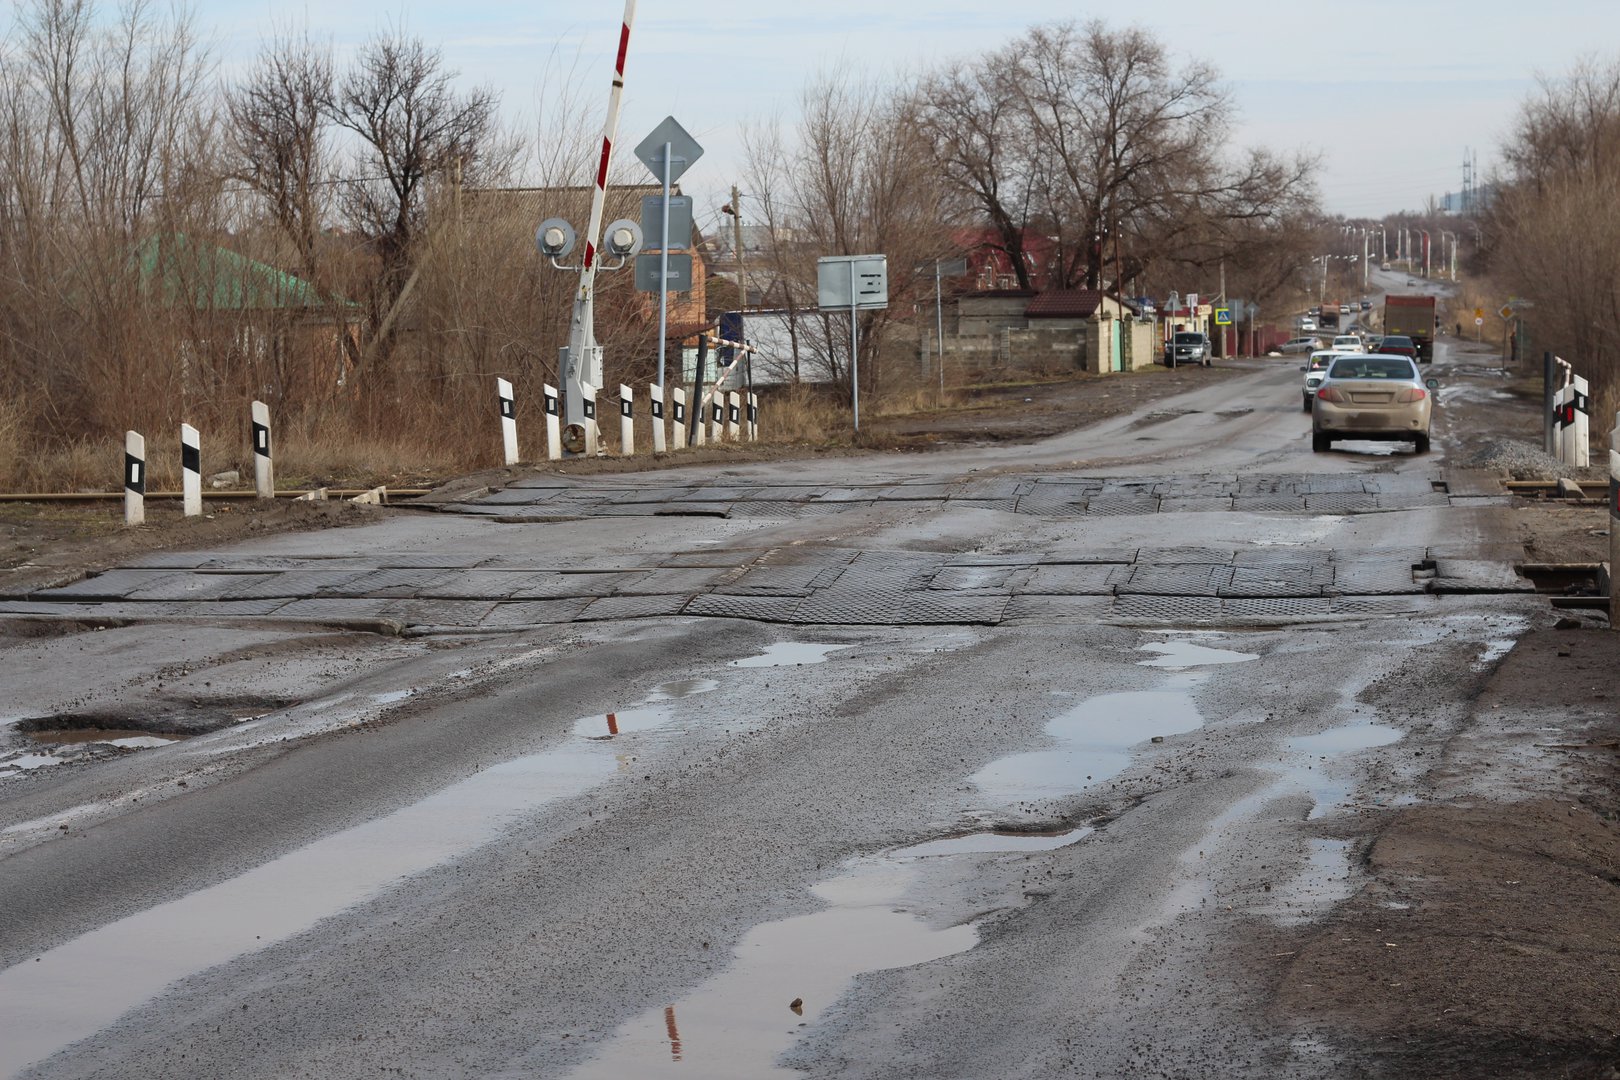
[
  {"left": 633, "top": 117, "right": 704, "bottom": 390},
  {"left": 932, "top": 257, "right": 967, "bottom": 400},
  {"left": 817, "top": 255, "right": 889, "bottom": 434}
]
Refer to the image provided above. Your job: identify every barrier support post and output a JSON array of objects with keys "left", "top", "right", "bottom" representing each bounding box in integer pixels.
[
  {"left": 251, "top": 400, "right": 274, "bottom": 499},
  {"left": 180, "top": 423, "right": 201, "bottom": 517},
  {"left": 124, "top": 431, "right": 146, "bottom": 526}
]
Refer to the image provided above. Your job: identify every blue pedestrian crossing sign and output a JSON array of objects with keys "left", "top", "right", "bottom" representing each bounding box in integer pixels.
[{"left": 1214, "top": 307, "right": 1233, "bottom": 326}]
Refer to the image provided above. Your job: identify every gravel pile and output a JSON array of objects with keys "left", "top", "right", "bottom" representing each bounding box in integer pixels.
[{"left": 1459, "top": 438, "right": 1573, "bottom": 480}]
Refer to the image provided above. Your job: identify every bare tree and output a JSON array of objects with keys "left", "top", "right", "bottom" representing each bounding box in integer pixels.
[
  {"left": 917, "top": 20, "right": 1317, "bottom": 294},
  {"left": 743, "top": 67, "right": 956, "bottom": 398},
  {"left": 323, "top": 29, "right": 500, "bottom": 366},
  {"left": 1489, "top": 57, "right": 1620, "bottom": 433}
]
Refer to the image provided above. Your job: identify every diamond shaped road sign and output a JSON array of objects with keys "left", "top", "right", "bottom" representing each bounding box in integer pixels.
[{"left": 634, "top": 117, "right": 704, "bottom": 185}]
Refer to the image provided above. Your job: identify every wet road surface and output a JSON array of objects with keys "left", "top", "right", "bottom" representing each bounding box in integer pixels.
[{"left": 0, "top": 340, "right": 1545, "bottom": 1078}]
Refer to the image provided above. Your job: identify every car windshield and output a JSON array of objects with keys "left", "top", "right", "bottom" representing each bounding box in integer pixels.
[
  {"left": 1328, "top": 358, "right": 1416, "bottom": 380},
  {"left": 1173, "top": 333, "right": 1203, "bottom": 344}
]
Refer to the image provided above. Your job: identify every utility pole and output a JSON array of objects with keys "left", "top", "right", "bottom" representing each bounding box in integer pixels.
[{"left": 730, "top": 185, "right": 747, "bottom": 317}]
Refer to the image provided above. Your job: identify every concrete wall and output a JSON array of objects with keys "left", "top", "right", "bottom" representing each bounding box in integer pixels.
[{"left": 957, "top": 295, "right": 1034, "bottom": 336}]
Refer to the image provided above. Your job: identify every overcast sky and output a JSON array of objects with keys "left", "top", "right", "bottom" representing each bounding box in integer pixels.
[{"left": 189, "top": 2, "right": 1604, "bottom": 225}]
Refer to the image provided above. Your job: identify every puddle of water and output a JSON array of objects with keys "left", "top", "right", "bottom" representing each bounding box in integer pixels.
[
  {"left": 892, "top": 826, "right": 1093, "bottom": 858},
  {"left": 567, "top": 860, "right": 976, "bottom": 1080},
  {"left": 371, "top": 689, "right": 415, "bottom": 706},
  {"left": 729, "top": 643, "right": 849, "bottom": 668},
  {"left": 570, "top": 679, "right": 719, "bottom": 739},
  {"left": 1264, "top": 838, "right": 1356, "bottom": 925},
  {"left": 0, "top": 753, "right": 62, "bottom": 772},
  {"left": 1285, "top": 722, "right": 1402, "bottom": 819},
  {"left": 1473, "top": 639, "right": 1516, "bottom": 670},
  {"left": 0, "top": 740, "right": 623, "bottom": 1075},
  {"left": 972, "top": 688, "right": 1205, "bottom": 802},
  {"left": 1137, "top": 639, "right": 1259, "bottom": 668},
  {"left": 26, "top": 730, "right": 184, "bottom": 747}
]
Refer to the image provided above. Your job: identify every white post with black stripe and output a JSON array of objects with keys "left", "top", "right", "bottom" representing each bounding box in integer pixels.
[
  {"left": 672, "top": 387, "right": 688, "bottom": 450},
  {"left": 692, "top": 387, "right": 706, "bottom": 446},
  {"left": 1571, "top": 373, "right": 1591, "bottom": 469},
  {"left": 710, "top": 395, "right": 725, "bottom": 444},
  {"left": 251, "top": 400, "right": 274, "bottom": 499},
  {"left": 582, "top": 384, "right": 599, "bottom": 456},
  {"left": 726, "top": 391, "right": 741, "bottom": 441},
  {"left": 650, "top": 384, "right": 667, "bottom": 454},
  {"left": 619, "top": 384, "right": 635, "bottom": 456},
  {"left": 124, "top": 431, "right": 146, "bottom": 527},
  {"left": 497, "top": 378, "right": 519, "bottom": 466},
  {"left": 180, "top": 423, "right": 201, "bottom": 517},
  {"left": 747, "top": 392, "right": 759, "bottom": 441},
  {"left": 543, "top": 383, "right": 562, "bottom": 461},
  {"left": 1609, "top": 418, "right": 1618, "bottom": 629}
]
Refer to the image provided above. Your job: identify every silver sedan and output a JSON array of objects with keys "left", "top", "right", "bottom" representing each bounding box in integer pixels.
[{"left": 1311, "top": 354, "right": 1437, "bottom": 454}]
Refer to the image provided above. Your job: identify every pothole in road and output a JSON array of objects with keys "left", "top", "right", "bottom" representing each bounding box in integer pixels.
[
  {"left": 1283, "top": 721, "right": 1403, "bottom": 819},
  {"left": 971, "top": 636, "right": 1255, "bottom": 805},
  {"left": 892, "top": 825, "right": 1094, "bottom": 857},
  {"left": 567, "top": 858, "right": 979, "bottom": 1080},
  {"left": 728, "top": 642, "right": 851, "bottom": 668},
  {"left": 572, "top": 679, "right": 720, "bottom": 740}
]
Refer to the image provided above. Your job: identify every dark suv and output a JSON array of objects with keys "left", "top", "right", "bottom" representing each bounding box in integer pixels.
[{"left": 1164, "top": 332, "right": 1211, "bottom": 368}]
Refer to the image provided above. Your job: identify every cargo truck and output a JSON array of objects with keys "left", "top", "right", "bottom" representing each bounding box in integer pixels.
[
  {"left": 1383, "top": 295, "right": 1436, "bottom": 362},
  {"left": 1318, "top": 304, "right": 1340, "bottom": 330}
]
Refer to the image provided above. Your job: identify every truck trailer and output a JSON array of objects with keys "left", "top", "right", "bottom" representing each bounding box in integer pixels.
[{"left": 1383, "top": 295, "right": 1436, "bottom": 362}]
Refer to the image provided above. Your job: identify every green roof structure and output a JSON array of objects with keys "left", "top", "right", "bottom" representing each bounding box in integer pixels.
[{"left": 134, "top": 234, "right": 354, "bottom": 312}]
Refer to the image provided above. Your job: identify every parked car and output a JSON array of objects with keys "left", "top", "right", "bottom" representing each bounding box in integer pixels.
[
  {"left": 1376, "top": 334, "right": 1417, "bottom": 360},
  {"left": 1300, "top": 350, "right": 1341, "bottom": 411},
  {"left": 1164, "top": 331, "right": 1211, "bottom": 367},
  {"left": 1278, "top": 336, "right": 1323, "bottom": 354},
  {"left": 1311, "top": 354, "right": 1437, "bottom": 454},
  {"left": 1331, "top": 334, "right": 1365, "bottom": 354}
]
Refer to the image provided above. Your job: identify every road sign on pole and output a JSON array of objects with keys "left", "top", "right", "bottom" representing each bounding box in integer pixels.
[
  {"left": 634, "top": 117, "right": 704, "bottom": 391},
  {"left": 818, "top": 255, "right": 889, "bottom": 434}
]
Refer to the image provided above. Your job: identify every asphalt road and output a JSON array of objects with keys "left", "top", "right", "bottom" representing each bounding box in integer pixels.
[{"left": 0, "top": 327, "right": 1545, "bottom": 1078}]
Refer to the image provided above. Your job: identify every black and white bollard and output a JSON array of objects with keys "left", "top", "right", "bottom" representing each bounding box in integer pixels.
[
  {"left": 251, "top": 400, "right": 274, "bottom": 499},
  {"left": 497, "top": 378, "right": 519, "bottom": 466},
  {"left": 747, "top": 393, "right": 759, "bottom": 441},
  {"left": 672, "top": 388, "right": 688, "bottom": 450},
  {"left": 711, "top": 396, "right": 725, "bottom": 444},
  {"left": 582, "top": 385, "right": 599, "bottom": 456},
  {"left": 1610, "top": 416, "right": 1618, "bottom": 629},
  {"left": 124, "top": 431, "right": 146, "bottom": 527},
  {"left": 727, "top": 391, "right": 741, "bottom": 441},
  {"left": 180, "top": 423, "right": 201, "bottom": 517},
  {"left": 650, "top": 384, "right": 667, "bottom": 454},
  {"left": 692, "top": 390, "right": 706, "bottom": 447},
  {"left": 543, "top": 383, "right": 562, "bottom": 461},
  {"left": 619, "top": 384, "right": 635, "bottom": 456}
]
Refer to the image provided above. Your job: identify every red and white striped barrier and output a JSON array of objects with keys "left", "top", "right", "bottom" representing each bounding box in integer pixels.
[
  {"left": 498, "top": 378, "right": 519, "bottom": 466},
  {"left": 619, "top": 384, "right": 635, "bottom": 456},
  {"left": 672, "top": 388, "right": 688, "bottom": 450},
  {"left": 650, "top": 384, "right": 667, "bottom": 454},
  {"left": 251, "top": 400, "right": 274, "bottom": 499},
  {"left": 124, "top": 431, "right": 145, "bottom": 527},
  {"left": 544, "top": 383, "right": 562, "bottom": 461},
  {"left": 180, "top": 423, "right": 201, "bottom": 517}
]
